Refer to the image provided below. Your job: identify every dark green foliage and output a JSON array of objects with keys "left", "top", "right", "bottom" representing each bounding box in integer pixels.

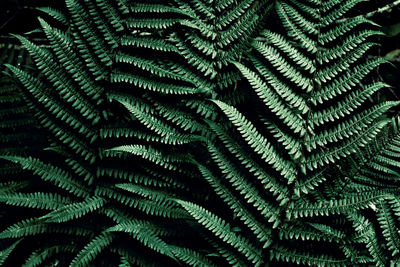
[{"left": 0, "top": 0, "right": 400, "bottom": 266}]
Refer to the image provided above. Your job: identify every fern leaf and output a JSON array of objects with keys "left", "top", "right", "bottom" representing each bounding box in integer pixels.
[
  {"left": 70, "top": 233, "right": 114, "bottom": 266},
  {"left": 212, "top": 100, "right": 297, "bottom": 183},
  {"left": 40, "top": 196, "right": 104, "bottom": 223},
  {"left": 0, "top": 240, "right": 22, "bottom": 265},
  {"left": 176, "top": 200, "right": 263, "bottom": 265},
  {"left": 0, "top": 156, "right": 89, "bottom": 197}
]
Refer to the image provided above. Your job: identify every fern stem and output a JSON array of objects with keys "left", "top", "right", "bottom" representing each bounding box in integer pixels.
[
  {"left": 338, "top": 0, "right": 400, "bottom": 22},
  {"left": 363, "top": 0, "right": 400, "bottom": 18}
]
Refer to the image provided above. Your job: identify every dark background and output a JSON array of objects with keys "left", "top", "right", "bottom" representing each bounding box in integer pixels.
[{"left": 0, "top": 0, "right": 64, "bottom": 44}]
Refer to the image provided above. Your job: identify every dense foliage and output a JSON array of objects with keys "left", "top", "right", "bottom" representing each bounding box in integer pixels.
[{"left": 1, "top": 0, "right": 400, "bottom": 266}]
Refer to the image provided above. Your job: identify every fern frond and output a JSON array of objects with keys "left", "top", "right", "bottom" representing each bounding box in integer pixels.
[
  {"left": 212, "top": 100, "right": 297, "bottom": 183},
  {"left": 36, "top": 7, "right": 68, "bottom": 25},
  {"left": 70, "top": 233, "right": 114, "bottom": 266},
  {"left": 22, "top": 245, "right": 77, "bottom": 267},
  {"left": 270, "top": 244, "right": 347, "bottom": 266},
  {"left": 111, "top": 72, "right": 200, "bottom": 95},
  {"left": 207, "top": 120, "right": 290, "bottom": 205},
  {"left": 305, "top": 119, "right": 390, "bottom": 171},
  {"left": 0, "top": 192, "right": 71, "bottom": 210},
  {"left": 348, "top": 212, "right": 387, "bottom": 266},
  {"left": 107, "top": 145, "right": 190, "bottom": 171},
  {"left": 0, "top": 156, "right": 89, "bottom": 197},
  {"left": 311, "top": 82, "right": 390, "bottom": 127},
  {"left": 377, "top": 199, "right": 400, "bottom": 256},
  {"left": 176, "top": 200, "right": 263, "bottom": 265},
  {"left": 0, "top": 240, "right": 22, "bottom": 265},
  {"left": 40, "top": 196, "right": 105, "bottom": 223},
  {"left": 233, "top": 62, "right": 306, "bottom": 136},
  {"left": 0, "top": 218, "right": 46, "bottom": 239},
  {"left": 106, "top": 221, "right": 176, "bottom": 259},
  {"left": 171, "top": 246, "right": 217, "bottom": 267},
  {"left": 197, "top": 162, "right": 275, "bottom": 246},
  {"left": 286, "top": 193, "right": 387, "bottom": 219}
]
